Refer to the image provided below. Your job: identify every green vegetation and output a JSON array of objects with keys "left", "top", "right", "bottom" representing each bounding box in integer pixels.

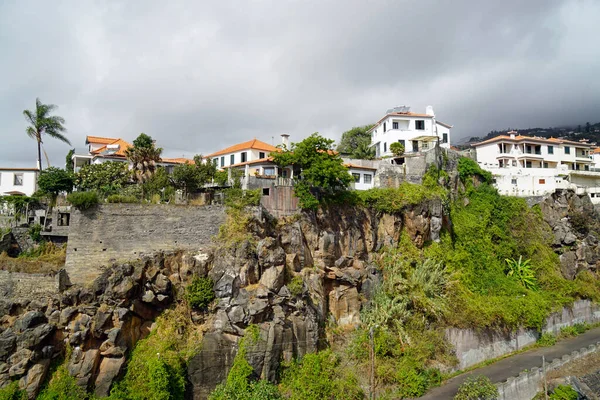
[
  {"left": 109, "top": 306, "right": 199, "bottom": 400},
  {"left": 549, "top": 385, "right": 578, "bottom": 400},
  {"left": 23, "top": 97, "right": 70, "bottom": 171},
  {"left": 505, "top": 256, "right": 537, "bottom": 290},
  {"left": 287, "top": 275, "right": 304, "bottom": 297},
  {"left": 0, "top": 381, "right": 27, "bottom": 400},
  {"left": 172, "top": 156, "right": 217, "bottom": 196},
  {"left": 28, "top": 223, "right": 42, "bottom": 242},
  {"left": 390, "top": 142, "right": 405, "bottom": 157},
  {"left": 457, "top": 157, "right": 492, "bottom": 185},
  {"left": 185, "top": 276, "right": 215, "bottom": 310},
  {"left": 279, "top": 350, "right": 363, "bottom": 400},
  {"left": 216, "top": 188, "right": 262, "bottom": 247},
  {"left": 126, "top": 133, "right": 162, "bottom": 188},
  {"left": 357, "top": 182, "right": 445, "bottom": 213},
  {"left": 537, "top": 332, "right": 557, "bottom": 347},
  {"left": 271, "top": 133, "right": 353, "bottom": 210},
  {"left": 37, "top": 167, "right": 74, "bottom": 199},
  {"left": 453, "top": 376, "right": 498, "bottom": 400},
  {"left": 336, "top": 125, "right": 375, "bottom": 159},
  {"left": 209, "top": 330, "right": 281, "bottom": 400},
  {"left": 67, "top": 191, "right": 99, "bottom": 210},
  {"left": 38, "top": 364, "right": 90, "bottom": 400},
  {"left": 75, "top": 162, "right": 130, "bottom": 197},
  {"left": 106, "top": 194, "right": 139, "bottom": 203}
]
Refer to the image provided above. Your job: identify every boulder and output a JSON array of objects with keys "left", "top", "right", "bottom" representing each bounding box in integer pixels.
[
  {"left": 328, "top": 285, "right": 361, "bottom": 326},
  {"left": 256, "top": 238, "right": 285, "bottom": 269},
  {"left": 13, "top": 312, "right": 45, "bottom": 333},
  {"left": 19, "top": 359, "right": 50, "bottom": 399},
  {"left": 94, "top": 356, "right": 125, "bottom": 398},
  {"left": 67, "top": 348, "right": 100, "bottom": 389},
  {"left": 259, "top": 266, "right": 284, "bottom": 293}
]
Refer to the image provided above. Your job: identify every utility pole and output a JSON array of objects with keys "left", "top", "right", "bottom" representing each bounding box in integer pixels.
[{"left": 370, "top": 326, "right": 375, "bottom": 400}]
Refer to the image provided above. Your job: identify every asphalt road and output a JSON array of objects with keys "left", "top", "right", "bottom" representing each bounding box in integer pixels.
[{"left": 418, "top": 326, "right": 600, "bottom": 399}]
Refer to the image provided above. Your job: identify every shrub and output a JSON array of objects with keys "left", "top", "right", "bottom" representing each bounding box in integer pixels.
[
  {"left": 457, "top": 157, "right": 492, "bottom": 185},
  {"left": 287, "top": 275, "right": 304, "bottom": 297},
  {"left": 67, "top": 191, "right": 99, "bottom": 210},
  {"left": 28, "top": 223, "right": 42, "bottom": 242},
  {"left": 454, "top": 375, "right": 498, "bottom": 400},
  {"left": 357, "top": 182, "right": 446, "bottom": 214},
  {"left": 224, "top": 189, "right": 261, "bottom": 209},
  {"left": 186, "top": 276, "right": 215, "bottom": 310},
  {"left": 390, "top": 142, "right": 405, "bottom": 157},
  {"left": 559, "top": 326, "right": 579, "bottom": 338},
  {"left": 0, "top": 381, "right": 27, "bottom": 400},
  {"left": 537, "top": 333, "right": 557, "bottom": 347},
  {"left": 280, "top": 350, "right": 363, "bottom": 400},
  {"left": 549, "top": 385, "right": 578, "bottom": 400},
  {"left": 106, "top": 194, "right": 138, "bottom": 203},
  {"left": 505, "top": 256, "right": 537, "bottom": 290},
  {"left": 37, "top": 364, "right": 89, "bottom": 400}
]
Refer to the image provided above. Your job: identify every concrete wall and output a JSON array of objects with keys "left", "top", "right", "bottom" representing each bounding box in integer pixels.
[
  {"left": 0, "top": 270, "right": 57, "bottom": 299},
  {"left": 447, "top": 300, "right": 600, "bottom": 371},
  {"left": 65, "top": 204, "right": 226, "bottom": 285},
  {"left": 260, "top": 186, "right": 299, "bottom": 218},
  {"left": 496, "top": 342, "right": 600, "bottom": 400}
]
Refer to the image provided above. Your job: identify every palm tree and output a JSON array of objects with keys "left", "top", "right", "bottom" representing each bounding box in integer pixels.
[
  {"left": 125, "top": 133, "right": 162, "bottom": 198},
  {"left": 23, "top": 98, "right": 70, "bottom": 171}
]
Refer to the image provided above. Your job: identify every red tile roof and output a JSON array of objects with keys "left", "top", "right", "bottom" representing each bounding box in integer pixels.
[
  {"left": 161, "top": 157, "right": 195, "bottom": 164},
  {"left": 86, "top": 136, "right": 119, "bottom": 145},
  {"left": 91, "top": 139, "right": 132, "bottom": 157},
  {"left": 206, "top": 139, "right": 279, "bottom": 158}
]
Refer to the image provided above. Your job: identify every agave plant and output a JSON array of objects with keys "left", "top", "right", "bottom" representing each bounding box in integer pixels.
[{"left": 505, "top": 256, "right": 537, "bottom": 290}]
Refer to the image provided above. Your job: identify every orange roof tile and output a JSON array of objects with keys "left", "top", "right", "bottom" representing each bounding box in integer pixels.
[
  {"left": 161, "top": 157, "right": 195, "bottom": 164},
  {"left": 91, "top": 138, "right": 132, "bottom": 157},
  {"left": 86, "top": 136, "right": 119, "bottom": 145},
  {"left": 592, "top": 148, "right": 600, "bottom": 155},
  {"left": 206, "top": 139, "right": 279, "bottom": 158}
]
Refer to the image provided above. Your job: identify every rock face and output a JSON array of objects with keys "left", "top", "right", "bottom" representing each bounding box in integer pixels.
[
  {"left": 0, "top": 250, "right": 205, "bottom": 398},
  {"left": 539, "top": 190, "right": 600, "bottom": 279}
]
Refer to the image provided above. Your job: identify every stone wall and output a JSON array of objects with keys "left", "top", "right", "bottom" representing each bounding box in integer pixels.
[
  {"left": 65, "top": 204, "right": 226, "bottom": 285},
  {"left": 0, "top": 270, "right": 57, "bottom": 300},
  {"left": 447, "top": 300, "right": 600, "bottom": 370}
]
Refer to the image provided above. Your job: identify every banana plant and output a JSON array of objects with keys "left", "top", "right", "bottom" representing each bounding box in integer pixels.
[{"left": 505, "top": 256, "right": 537, "bottom": 290}]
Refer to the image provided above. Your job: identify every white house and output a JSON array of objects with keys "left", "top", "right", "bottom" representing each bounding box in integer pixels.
[
  {"left": 472, "top": 132, "right": 600, "bottom": 202},
  {"left": 370, "top": 106, "right": 452, "bottom": 158},
  {"left": 72, "top": 136, "right": 193, "bottom": 173},
  {"left": 0, "top": 168, "right": 39, "bottom": 197}
]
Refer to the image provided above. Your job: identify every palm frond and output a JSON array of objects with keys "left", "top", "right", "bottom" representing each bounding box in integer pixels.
[
  {"left": 23, "top": 109, "right": 36, "bottom": 126},
  {"left": 25, "top": 126, "right": 38, "bottom": 140},
  {"left": 45, "top": 130, "right": 71, "bottom": 146}
]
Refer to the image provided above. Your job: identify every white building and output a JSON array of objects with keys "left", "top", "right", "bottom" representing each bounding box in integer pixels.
[
  {"left": 0, "top": 168, "right": 39, "bottom": 197},
  {"left": 370, "top": 106, "right": 452, "bottom": 158},
  {"left": 72, "top": 136, "right": 193, "bottom": 173},
  {"left": 472, "top": 132, "right": 600, "bottom": 202}
]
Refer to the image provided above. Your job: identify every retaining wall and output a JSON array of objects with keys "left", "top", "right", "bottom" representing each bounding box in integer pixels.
[
  {"left": 65, "top": 204, "right": 226, "bottom": 285},
  {"left": 0, "top": 270, "right": 57, "bottom": 299},
  {"left": 447, "top": 300, "right": 600, "bottom": 370},
  {"left": 496, "top": 342, "right": 600, "bottom": 400}
]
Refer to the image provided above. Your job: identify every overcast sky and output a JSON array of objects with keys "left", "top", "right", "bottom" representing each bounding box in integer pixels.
[{"left": 1, "top": 0, "right": 599, "bottom": 168}]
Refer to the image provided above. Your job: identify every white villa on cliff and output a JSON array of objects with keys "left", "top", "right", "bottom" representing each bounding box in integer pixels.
[
  {"left": 370, "top": 106, "right": 452, "bottom": 158},
  {"left": 472, "top": 132, "right": 600, "bottom": 203}
]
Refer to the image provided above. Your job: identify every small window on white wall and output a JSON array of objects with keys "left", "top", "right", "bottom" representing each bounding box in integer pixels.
[
  {"left": 14, "top": 173, "right": 23, "bottom": 186},
  {"left": 364, "top": 174, "right": 372, "bottom": 184},
  {"left": 352, "top": 173, "right": 360, "bottom": 183}
]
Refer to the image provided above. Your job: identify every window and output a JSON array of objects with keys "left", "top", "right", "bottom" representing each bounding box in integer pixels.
[
  {"left": 511, "top": 178, "right": 517, "bottom": 185},
  {"left": 384, "top": 142, "right": 387, "bottom": 153},
  {"left": 544, "top": 162, "right": 549, "bottom": 168},
  {"left": 535, "top": 145, "right": 541, "bottom": 155},
  {"left": 525, "top": 161, "right": 532, "bottom": 168},
  {"left": 212, "top": 158, "right": 218, "bottom": 166},
  {"left": 585, "top": 165, "right": 590, "bottom": 171},
  {"left": 220, "top": 156, "right": 225, "bottom": 167},
  {"left": 352, "top": 173, "right": 360, "bottom": 183},
  {"left": 443, "top": 133, "right": 448, "bottom": 143},
  {"left": 548, "top": 146, "right": 554, "bottom": 154},
  {"left": 241, "top": 152, "right": 247, "bottom": 163},
  {"left": 262, "top": 188, "right": 270, "bottom": 196},
  {"left": 565, "top": 146, "right": 571, "bottom": 154},
  {"left": 259, "top": 152, "right": 265, "bottom": 159},
  {"left": 526, "top": 145, "right": 532, "bottom": 154},
  {"left": 539, "top": 179, "right": 546, "bottom": 184},
  {"left": 264, "top": 167, "right": 275, "bottom": 176},
  {"left": 393, "top": 122, "right": 398, "bottom": 130},
  {"left": 230, "top": 154, "right": 235, "bottom": 165},
  {"left": 383, "top": 122, "right": 387, "bottom": 132},
  {"left": 364, "top": 174, "right": 372, "bottom": 184},
  {"left": 399, "top": 139, "right": 405, "bottom": 147},
  {"left": 14, "top": 173, "right": 23, "bottom": 186},
  {"left": 415, "top": 120, "right": 425, "bottom": 130}
]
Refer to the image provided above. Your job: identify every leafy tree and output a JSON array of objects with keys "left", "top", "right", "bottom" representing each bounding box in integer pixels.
[
  {"left": 389, "top": 142, "right": 405, "bottom": 157},
  {"left": 75, "top": 162, "right": 130, "bottom": 196},
  {"left": 125, "top": 133, "right": 162, "bottom": 186},
  {"left": 37, "top": 167, "right": 74, "bottom": 198},
  {"left": 23, "top": 98, "right": 70, "bottom": 171},
  {"left": 65, "top": 149, "right": 75, "bottom": 173},
  {"left": 336, "top": 125, "right": 375, "bottom": 159},
  {"left": 271, "top": 133, "right": 353, "bottom": 209},
  {"left": 171, "top": 156, "right": 216, "bottom": 195}
]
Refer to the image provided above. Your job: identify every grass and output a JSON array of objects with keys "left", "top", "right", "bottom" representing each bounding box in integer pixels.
[{"left": 0, "top": 242, "right": 66, "bottom": 273}]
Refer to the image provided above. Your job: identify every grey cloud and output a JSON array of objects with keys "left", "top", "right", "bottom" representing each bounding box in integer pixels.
[{"left": 0, "top": 0, "right": 599, "bottom": 167}]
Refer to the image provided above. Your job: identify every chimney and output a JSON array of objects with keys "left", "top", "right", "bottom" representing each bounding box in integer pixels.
[
  {"left": 281, "top": 134, "right": 290, "bottom": 148},
  {"left": 509, "top": 130, "right": 517, "bottom": 139},
  {"left": 425, "top": 105, "right": 435, "bottom": 116}
]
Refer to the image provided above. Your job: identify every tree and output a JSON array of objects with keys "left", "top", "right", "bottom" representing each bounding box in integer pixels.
[
  {"left": 75, "top": 162, "right": 130, "bottom": 196},
  {"left": 37, "top": 167, "right": 74, "bottom": 199},
  {"left": 389, "top": 142, "right": 405, "bottom": 157},
  {"left": 125, "top": 133, "right": 163, "bottom": 189},
  {"left": 336, "top": 125, "right": 375, "bottom": 159},
  {"left": 23, "top": 98, "right": 70, "bottom": 171},
  {"left": 271, "top": 133, "right": 353, "bottom": 209},
  {"left": 65, "top": 149, "right": 75, "bottom": 173},
  {"left": 172, "top": 156, "right": 217, "bottom": 195}
]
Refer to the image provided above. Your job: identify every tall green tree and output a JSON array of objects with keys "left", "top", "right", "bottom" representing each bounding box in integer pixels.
[
  {"left": 37, "top": 167, "right": 74, "bottom": 199},
  {"left": 336, "top": 125, "right": 375, "bottom": 159},
  {"left": 23, "top": 98, "right": 70, "bottom": 171},
  {"left": 172, "top": 155, "right": 217, "bottom": 195},
  {"left": 271, "top": 133, "right": 353, "bottom": 209},
  {"left": 65, "top": 149, "right": 75, "bottom": 173},
  {"left": 125, "top": 133, "right": 162, "bottom": 185}
]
